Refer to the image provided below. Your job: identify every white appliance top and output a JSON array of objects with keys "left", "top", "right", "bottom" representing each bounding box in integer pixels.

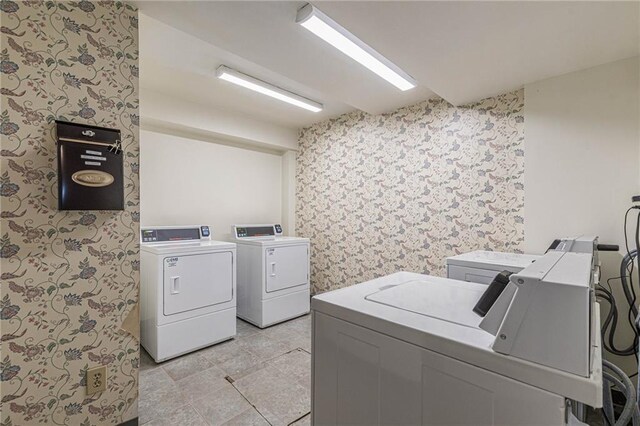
[
  {"left": 234, "top": 236, "right": 309, "bottom": 247},
  {"left": 232, "top": 224, "right": 309, "bottom": 246},
  {"left": 312, "top": 271, "right": 601, "bottom": 407},
  {"left": 446, "top": 250, "right": 541, "bottom": 271},
  {"left": 140, "top": 225, "right": 235, "bottom": 254},
  {"left": 366, "top": 279, "right": 485, "bottom": 328}
]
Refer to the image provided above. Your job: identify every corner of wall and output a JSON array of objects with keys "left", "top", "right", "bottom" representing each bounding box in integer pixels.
[
  {"left": 281, "top": 151, "right": 297, "bottom": 236},
  {"left": 1, "top": 2, "right": 140, "bottom": 424}
]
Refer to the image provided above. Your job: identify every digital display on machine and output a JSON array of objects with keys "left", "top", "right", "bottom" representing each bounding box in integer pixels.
[
  {"left": 141, "top": 229, "right": 157, "bottom": 242},
  {"left": 142, "top": 228, "right": 201, "bottom": 242},
  {"left": 157, "top": 228, "right": 200, "bottom": 241},
  {"left": 236, "top": 226, "right": 275, "bottom": 238}
]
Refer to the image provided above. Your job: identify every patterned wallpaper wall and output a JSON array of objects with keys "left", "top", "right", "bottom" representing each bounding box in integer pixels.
[
  {"left": 1, "top": 1, "right": 139, "bottom": 425},
  {"left": 297, "top": 91, "right": 524, "bottom": 294}
]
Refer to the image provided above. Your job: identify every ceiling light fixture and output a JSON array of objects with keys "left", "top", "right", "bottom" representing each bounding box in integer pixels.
[
  {"left": 216, "top": 65, "right": 323, "bottom": 112},
  {"left": 296, "top": 3, "right": 417, "bottom": 91}
]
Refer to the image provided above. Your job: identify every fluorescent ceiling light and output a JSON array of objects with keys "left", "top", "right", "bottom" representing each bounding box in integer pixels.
[
  {"left": 296, "top": 3, "right": 417, "bottom": 91},
  {"left": 216, "top": 66, "right": 323, "bottom": 112}
]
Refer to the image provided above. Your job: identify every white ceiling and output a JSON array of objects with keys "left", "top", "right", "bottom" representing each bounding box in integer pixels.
[
  {"left": 138, "top": 13, "right": 354, "bottom": 128},
  {"left": 138, "top": 1, "right": 639, "bottom": 129}
]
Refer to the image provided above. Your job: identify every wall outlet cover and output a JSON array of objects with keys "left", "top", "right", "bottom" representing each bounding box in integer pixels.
[{"left": 87, "top": 365, "right": 107, "bottom": 395}]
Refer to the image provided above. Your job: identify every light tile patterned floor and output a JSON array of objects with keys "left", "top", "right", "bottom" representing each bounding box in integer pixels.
[{"left": 139, "top": 315, "right": 312, "bottom": 426}]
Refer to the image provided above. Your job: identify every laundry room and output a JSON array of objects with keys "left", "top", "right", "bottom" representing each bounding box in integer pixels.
[{"left": 0, "top": 1, "right": 639, "bottom": 426}]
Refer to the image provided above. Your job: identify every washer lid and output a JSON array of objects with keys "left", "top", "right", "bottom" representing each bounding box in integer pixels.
[
  {"left": 446, "top": 250, "right": 540, "bottom": 271},
  {"left": 141, "top": 240, "right": 235, "bottom": 254},
  {"left": 365, "top": 280, "right": 484, "bottom": 328}
]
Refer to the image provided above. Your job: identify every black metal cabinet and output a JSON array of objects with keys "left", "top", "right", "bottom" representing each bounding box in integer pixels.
[{"left": 56, "top": 120, "right": 124, "bottom": 210}]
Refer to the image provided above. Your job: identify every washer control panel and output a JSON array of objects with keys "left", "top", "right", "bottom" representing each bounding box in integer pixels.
[
  {"left": 233, "top": 224, "right": 284, "bottom": 239},
  {"left": 141, "top": 226, "right": 212, "bottom": 243}
]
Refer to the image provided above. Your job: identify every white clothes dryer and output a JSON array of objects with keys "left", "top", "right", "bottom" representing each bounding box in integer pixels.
[
  {"left": 140, "top": 225, "right": 236, "bottom": 362},
  {"left": 232, "top": 224, "right": 310, "bottom": 328}
]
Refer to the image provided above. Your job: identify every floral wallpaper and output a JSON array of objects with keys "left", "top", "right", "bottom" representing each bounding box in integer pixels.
[
  {"left": 297, "top": 91, "right": 524, "bottom": 294},
  {"left": 1, "top": 1, "right": 139, "bottom": 425}
]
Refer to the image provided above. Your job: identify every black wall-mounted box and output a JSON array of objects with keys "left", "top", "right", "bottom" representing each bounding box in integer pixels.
[{"left": 56, "top": 120, "right": 124, "bottom": 211}]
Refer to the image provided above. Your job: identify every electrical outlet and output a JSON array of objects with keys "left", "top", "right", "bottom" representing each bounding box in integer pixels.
[{"left": 86, "top": 365, "right": 107, "bottom": 395}]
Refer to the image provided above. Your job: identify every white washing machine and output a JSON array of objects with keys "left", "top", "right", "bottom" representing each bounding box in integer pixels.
[
  {"left": 232, "top": 224, "right": 310, "bottom": 328},
  {"left": 140, "top": 225, "right": 236, "bottom": 362},
  {"left": 311, "top": 246, "right": 602, "bottom": 425},
  {"left": 446, "top": 250, "right": 540, "bottom": 284}
]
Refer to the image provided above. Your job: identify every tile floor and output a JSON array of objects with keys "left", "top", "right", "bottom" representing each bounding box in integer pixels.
[{"left": 139, "top": 315, "right": 312, "bottom": 426}]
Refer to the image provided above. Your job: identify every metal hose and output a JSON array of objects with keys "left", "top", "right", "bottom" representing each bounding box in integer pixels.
[
  {"left": 602, "top": 359, "right": 640, "bottom": 426},
  {"left": 620, "top": 250, "right": 638, "bottom": 319}
]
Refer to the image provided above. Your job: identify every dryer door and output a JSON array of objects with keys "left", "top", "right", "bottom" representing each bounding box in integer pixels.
[
  {"left": 163, "top": 252, "right": 233, "bottom": 316},
  {"left": 265, "top": 244, "right": 308, "bottom": 293}
]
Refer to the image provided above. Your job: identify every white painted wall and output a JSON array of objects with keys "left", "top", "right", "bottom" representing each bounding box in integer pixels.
[
  {"left": 524, "top": 56, "right": 639, "bottom": 254},
  {"left": 140, "top": 130, "right": 283, "bottom": 240},
  {"left": 281, "top": 150, "right": 297, "bottom": 236},
  {"left": 524, "top": 56, "right": 640, "bottom": 372}
]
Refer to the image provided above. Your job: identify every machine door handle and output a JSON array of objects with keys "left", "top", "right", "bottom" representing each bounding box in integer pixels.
[
  {"left": 270, "top": 262, "right": 276, "bottom": 277},
  {"left": 170, "top": 276, "right": 180, "bottom": 294}
]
